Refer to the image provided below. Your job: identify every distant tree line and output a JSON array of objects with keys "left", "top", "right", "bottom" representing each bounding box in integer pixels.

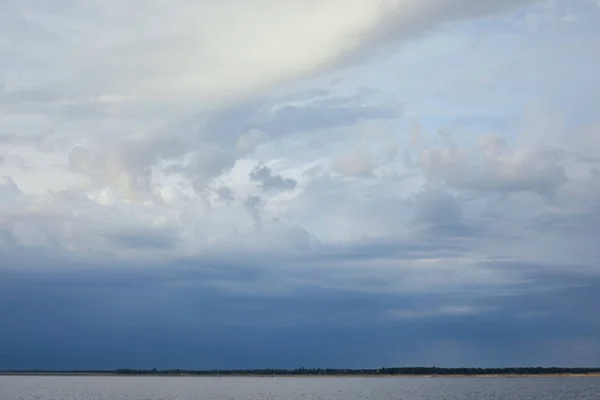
[{"left": 16, "top": 367, "right": 596, "bottom": 376}]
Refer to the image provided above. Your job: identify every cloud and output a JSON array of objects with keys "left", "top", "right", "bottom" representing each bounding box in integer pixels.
[
  {"left": 388, "top": 305, "right": 487, "bottom": 320},
  {"left": 215, "top": 186, "right": 235, "bottom": 204},
  {"left": 1, "top": 0, "right": 540, "bottom": 208},
  {"left": 330, "top": 120, "right": 399, "bottom": 177},
  {"left": 235, "top": 129, "right": 270, "bottom": 155},
  {"left": 0, "top": 176, "right": 22, "bottom": 205},
  {"left": 406, "top": 185, "right": 480, "bottom": 238},
  {"left": 244, "top": 195, "right": 265, "bottom": 228},
  {"left": 3, "top": 255, "right": 600, "bottom": 369},
  {"left": 3, "top": 0, "right": 600, "bottom": 369},
  {"left": 331, "top": 149, "right": 376, "bottom": 177},
  {"left": 406, "top": 125, "right": 567, "bottom": 196},
  {"left": 250, "top": 164, "right": 298, "bottom": 191},
  {"left": 253, "top": 89, "right": 402, "bottom": 136},
  {"left": 1, "top": 0, "right": 536, "bottom": 110}
]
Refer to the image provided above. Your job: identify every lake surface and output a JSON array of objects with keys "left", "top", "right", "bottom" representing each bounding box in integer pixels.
[{"left": 1, "top": 376, "right": 599, "bottom": 399}]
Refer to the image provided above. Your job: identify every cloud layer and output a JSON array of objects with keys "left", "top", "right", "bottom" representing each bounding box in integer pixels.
[{"left": 2, "top": 0, "right": 600, "bottom": 369}]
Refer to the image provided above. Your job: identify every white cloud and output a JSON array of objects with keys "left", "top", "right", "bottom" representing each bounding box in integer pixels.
[
  {"left": 415, "top": 131, "right": 567, "bottom": 196},
  {"left": 3, "top": 0, "right": 600, "bottom": 306},
  {"left": 1, "top": 0, "right": 537, "bottom": 142}
]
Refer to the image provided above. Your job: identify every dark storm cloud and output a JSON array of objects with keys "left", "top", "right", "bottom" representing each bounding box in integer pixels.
[{"left": 2, "top": 254, "right": 600, "bottom": 370}]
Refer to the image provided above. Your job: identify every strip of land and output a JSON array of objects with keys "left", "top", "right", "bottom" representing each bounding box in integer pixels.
[{"left": 2, "top": 368, "right": 600, "bottom": 378}]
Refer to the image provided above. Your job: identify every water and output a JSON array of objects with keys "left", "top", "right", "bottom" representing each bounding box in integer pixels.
[{"left": 1, "top": 376, "right": 599, "bottom": 400}]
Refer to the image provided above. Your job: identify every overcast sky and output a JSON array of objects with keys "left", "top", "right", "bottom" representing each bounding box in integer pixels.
[{"left": 1, "top": 0, "right": 600, "bottom": 370}]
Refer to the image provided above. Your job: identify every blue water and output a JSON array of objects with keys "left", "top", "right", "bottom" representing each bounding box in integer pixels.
[{"left": 1, "top": 376, "right": 599, "bottom": 399}]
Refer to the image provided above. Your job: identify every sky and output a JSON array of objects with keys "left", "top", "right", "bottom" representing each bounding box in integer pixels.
[{"left": 1, "top": 0, "right": 600, "bottom": 370}]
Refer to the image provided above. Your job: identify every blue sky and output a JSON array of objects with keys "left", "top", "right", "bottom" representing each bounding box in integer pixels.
[{"left": 1, "top": 0, "right": 600, "bottom": 370}]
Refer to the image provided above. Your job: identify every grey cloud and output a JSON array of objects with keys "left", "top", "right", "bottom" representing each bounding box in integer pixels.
[
  {"left": 250, "top": 164, "right": 297, "bottom": 191},
  {"left": 407, "top": 186, "right": 481, "bottom": 238},
  {"left": 244, "top": 195, "right": 265, "bottom": 228},
  {"left": 101, "top": 227, "right": 179, "bottom": 250},
  {"left": 252, "top": 89, "right": 402, "bottom": 135},
  {"left": 0, "top": 176, "right": 22, "bottom": 205},
  {"left": 197, "top": 88, "right": 402, "bottom": 152},
  {"left": 2, "top": 253, "right": 600, "bottom": 369},
  {"left": 235, "top": 129, "right": 269, "bottom": 155},
  {"left": 215, "top": 186, "right": 234, "bottom": 203},
  {"left": 303, "top": 237, "right": 472, "bottom": 265}
]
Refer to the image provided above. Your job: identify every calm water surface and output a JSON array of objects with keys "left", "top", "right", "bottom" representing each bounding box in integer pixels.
[{"left": 1, "top": 376, "right": 599, "bottom": 400}]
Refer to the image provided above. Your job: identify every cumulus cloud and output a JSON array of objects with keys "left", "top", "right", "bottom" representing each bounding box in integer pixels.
[
  {"left": 1, "top": 0, "right": 538, "bottom": 203},
  {"left": 250, "top": 164, "right": 298, "bottom": 191},
  {"left": 331, "top": 121, "right": 399, "bottom": 177},
  {"left": 406, "top": 126, "right": 567, "bottom": 197},
  {"left": 7, "top": 0, "right": 542, "bottom": 262}
]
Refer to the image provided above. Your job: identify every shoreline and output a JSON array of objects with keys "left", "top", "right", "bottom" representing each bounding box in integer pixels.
[{"left": 2, "top": 372, "right": 600, "bottom": 378}]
